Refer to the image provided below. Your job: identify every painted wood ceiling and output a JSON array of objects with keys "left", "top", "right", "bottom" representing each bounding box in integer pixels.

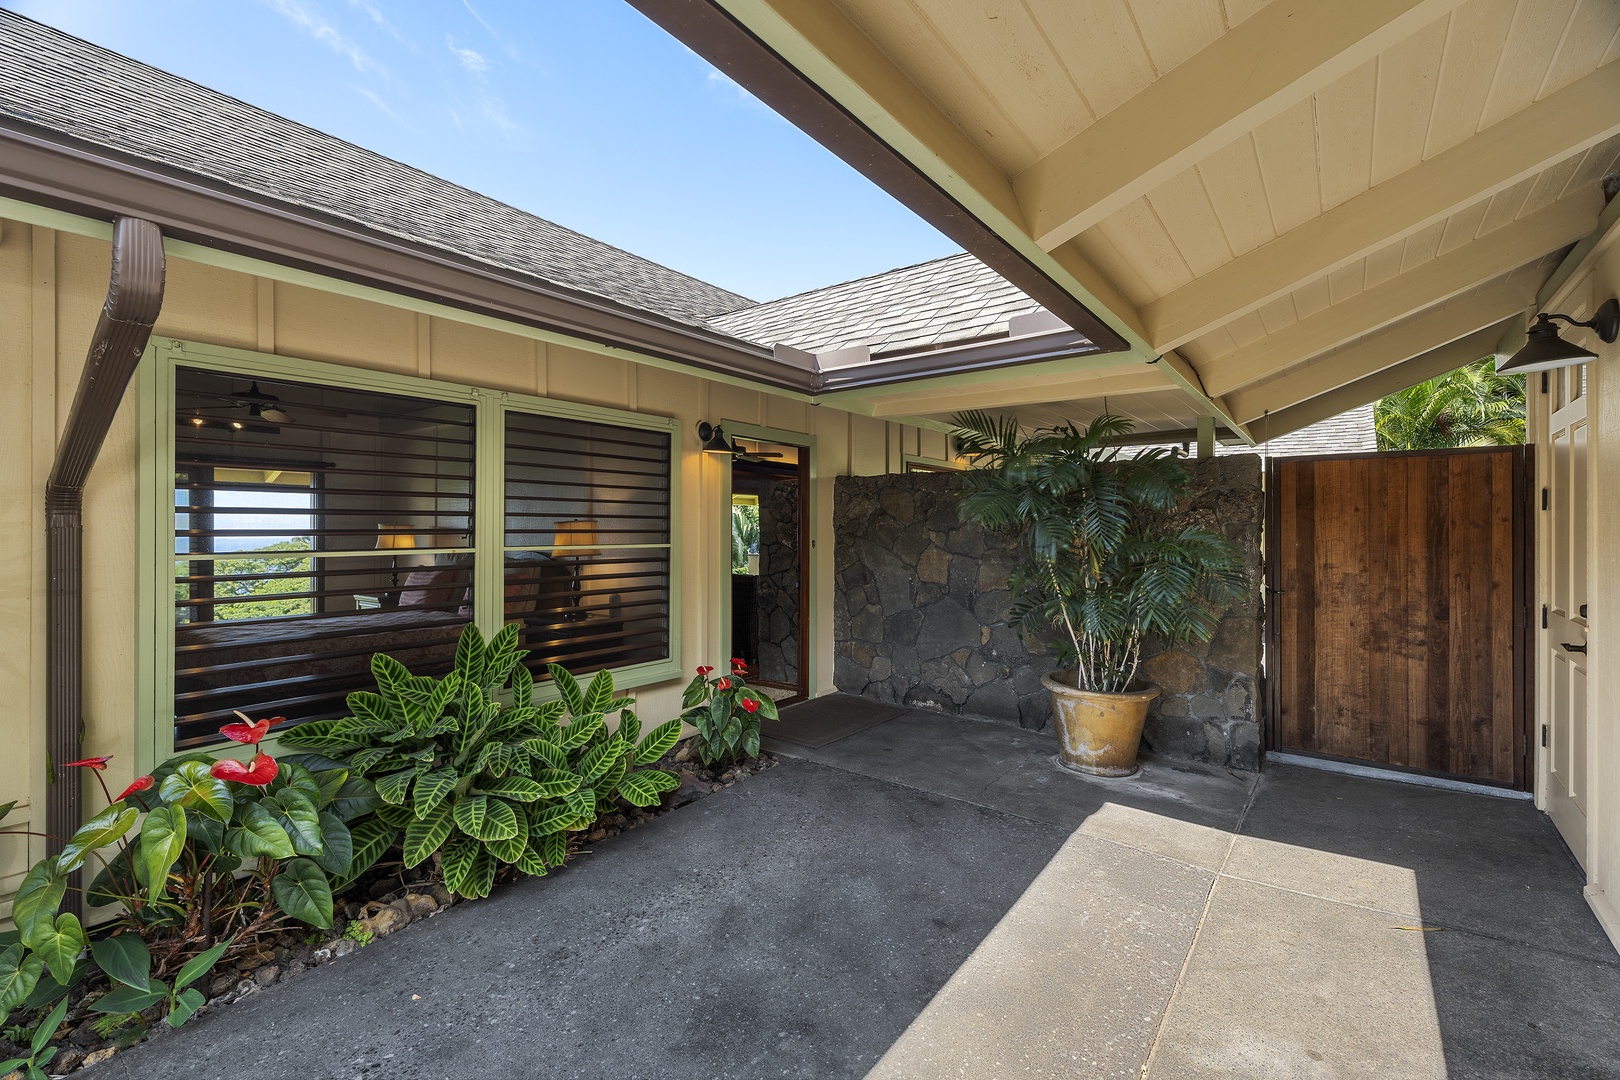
[{"left": 698, "top": 0, "right": 1620, "bottom": 440}]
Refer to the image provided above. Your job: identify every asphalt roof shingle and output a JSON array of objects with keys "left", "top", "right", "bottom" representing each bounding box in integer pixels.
[
  {"left": 0, "top": 10, "right": 754, "bottom": 326},
  {"left": 707, "top": 252, "right": 1050, "bottom": 355}
]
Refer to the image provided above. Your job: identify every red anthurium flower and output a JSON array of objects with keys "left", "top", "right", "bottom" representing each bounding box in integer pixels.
[
  {"left": 716, "top": 677, "right": 732, "bottom": 691},
  {"left": 730, "top": 658, "right": 746, "bottom": 669},
  {"left": 211, "top": 752, "right": 279, "bottom": 786},
  {"left": 114, "top": 775, "right": 155, "bottom": 802},
  {"left": 219, "top": 712, "right": 275, "bottom": 745},
  {"left": 696, "top": 666, "right": 714, "bottom": 677},
  {"left": 61, "top": 755, "right": 113, "bottom": 771},
  {"left": 740, "top": 697, "right": 760, "bottom": 714}
]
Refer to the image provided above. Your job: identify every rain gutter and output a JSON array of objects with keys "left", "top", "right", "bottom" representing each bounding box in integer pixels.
[{"left": 46, "top": 216, "right": 165, "bottom": 913}]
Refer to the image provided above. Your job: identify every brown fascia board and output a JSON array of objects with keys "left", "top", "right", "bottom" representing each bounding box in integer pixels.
[
  {"left": 0, "top": 118, "right": 808, "bottom": 392},
  {"left": 0, "top": 117, "right": 1112, "bottom": 398},
  {"left": 625, "top": 0, "right": 1132, "bottom": 359}
]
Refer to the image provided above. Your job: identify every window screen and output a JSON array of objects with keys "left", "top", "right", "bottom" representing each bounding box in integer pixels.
[
  {"left": 172, "top": 368, "right": 475, "bottom": 747},
  {"left": 503, "top": 411, "right": 672, "bottom": 683}
]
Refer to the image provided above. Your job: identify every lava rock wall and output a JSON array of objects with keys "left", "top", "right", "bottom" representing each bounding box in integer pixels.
[{"left": 832, "top": 458, "right": 1264, "bottom": 769}]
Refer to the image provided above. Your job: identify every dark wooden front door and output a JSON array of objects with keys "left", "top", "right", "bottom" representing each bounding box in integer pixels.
[{"left": 1265, "top": 447, "right": 1532, "bottom": 788}]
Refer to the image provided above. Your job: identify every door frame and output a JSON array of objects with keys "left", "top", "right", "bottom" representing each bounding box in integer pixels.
[
  {"left": 719, "top": 421, "right": 815, "bottom": 702},
  {"left": 1262, "top": 445, "right": 1536, "bottom": 789}
]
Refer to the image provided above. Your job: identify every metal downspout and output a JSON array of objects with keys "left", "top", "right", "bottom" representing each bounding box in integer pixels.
[{"left": 45, "top": 217, "right": 164, "bottom": 913}]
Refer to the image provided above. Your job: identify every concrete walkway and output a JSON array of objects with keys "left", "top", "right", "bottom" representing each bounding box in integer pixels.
[{"left": 103, "top": 706, "right": 1619, "bottom": 1079}]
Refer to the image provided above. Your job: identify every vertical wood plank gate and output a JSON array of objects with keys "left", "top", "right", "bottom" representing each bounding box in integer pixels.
[{"left": 1265, "top": 447, "right": 1533, "bottom": 789}]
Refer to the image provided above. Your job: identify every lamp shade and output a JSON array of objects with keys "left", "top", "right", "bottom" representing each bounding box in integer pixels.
[
  {"left": 375, "top": 525, "right": 417, "bottom": 551},
  {"left": 553, "top": 518, "right": 600, "bottom": 557},
  {"left": 1496, "top": 317, "right": 1598, "bottom": 375},
  {"left": 698, "top": 422, "right": 733, "bottom": 455}
]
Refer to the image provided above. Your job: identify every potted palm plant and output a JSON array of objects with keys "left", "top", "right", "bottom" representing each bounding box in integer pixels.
[{"left": 952, "top": 412, "right": 1245, "bottom": 776}]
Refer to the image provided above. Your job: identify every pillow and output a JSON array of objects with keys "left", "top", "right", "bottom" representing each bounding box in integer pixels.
[{"left": 397, "top": 568, "right": 463, "bottom": 608}]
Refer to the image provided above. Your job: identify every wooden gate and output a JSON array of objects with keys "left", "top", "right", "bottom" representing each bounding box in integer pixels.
[{"left": 1265, "top": 447, "right": 1533, "bottom": 789}]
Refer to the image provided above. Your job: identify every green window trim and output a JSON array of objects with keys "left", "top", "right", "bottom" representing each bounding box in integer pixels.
[{"left": 137, "top": 338, "right": 682, "bottom": 770}]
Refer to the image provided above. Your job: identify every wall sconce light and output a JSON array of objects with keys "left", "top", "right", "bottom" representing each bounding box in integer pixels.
[
  {"left": 697, "top": 421, "right": 739, "bottom": 456},
  {"left": 1497, "top": 299, "right": 1618, "bottom": 375}
]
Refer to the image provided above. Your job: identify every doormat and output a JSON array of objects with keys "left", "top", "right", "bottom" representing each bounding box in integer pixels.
[{"left": 765, "top": 694, "right": 908, "bottom": 749}]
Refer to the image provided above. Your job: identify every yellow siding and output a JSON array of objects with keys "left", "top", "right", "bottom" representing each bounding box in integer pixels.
[{"left": 0, "top": 215, "right": 939, "bottom": 904}]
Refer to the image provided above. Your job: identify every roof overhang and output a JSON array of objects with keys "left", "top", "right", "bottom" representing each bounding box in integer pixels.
[{"left": 634, "top": 0, "right": 1620, "bottom": 445}]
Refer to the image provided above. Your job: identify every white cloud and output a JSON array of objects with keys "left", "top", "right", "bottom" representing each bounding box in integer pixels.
[
  {"left": 355, "top": 86, "right": 410, "bottom": 129},
  {"left": 461, "top": 0, "right": 519, "bottom": 60},
  {"left": 346, "top": 0, "right": 414, "bottom": 50},
  {"left": 263, "top": 0, "right": 386, "bottom": 78},
  {"left": 445, "top": 35, "right": 488, "bottom": 75}
]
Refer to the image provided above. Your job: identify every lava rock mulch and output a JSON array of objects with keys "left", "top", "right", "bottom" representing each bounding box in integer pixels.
[{"left": 0, "top": 741, "right": 777, "bottom": 1076}]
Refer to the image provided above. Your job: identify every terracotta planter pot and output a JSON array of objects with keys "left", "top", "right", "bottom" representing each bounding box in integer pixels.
[{"left": 1041, "top": 671, "right": 1160, "bottom": 777}]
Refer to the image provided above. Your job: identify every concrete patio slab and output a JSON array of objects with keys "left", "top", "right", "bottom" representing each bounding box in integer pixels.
[{"left": 95, "top": 708, "right": 1620, "bottom": 1080}]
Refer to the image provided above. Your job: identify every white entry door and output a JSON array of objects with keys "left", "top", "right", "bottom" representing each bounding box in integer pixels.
[{"left": 1544, "top": 363, "right": 1590, "bottom": 867}]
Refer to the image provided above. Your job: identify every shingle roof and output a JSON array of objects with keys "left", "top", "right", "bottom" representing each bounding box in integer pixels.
[
  {"left": 707, "top": 252, "right": 1049, "bottom": 354},
  {"left": 1254, "top": 403, "right": 1378, "bottom": 456},
  {"left": 0, "top": 10, "right": 754, "bottom": 325}
]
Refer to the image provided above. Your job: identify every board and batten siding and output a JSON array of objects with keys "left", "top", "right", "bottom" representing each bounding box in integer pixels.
[{"left": 0, "top": 217, "right": 950, "bottom": 913}]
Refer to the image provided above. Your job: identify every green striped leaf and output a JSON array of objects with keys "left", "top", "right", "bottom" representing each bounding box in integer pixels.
[
  {"left": 583, "top": 669, "right": 615, "bottom": 713},
  {"left": 617, "top": 769, "right": 679, "bottom": 807},
  {"left": 454, "top": 626, "right": 488, "bottom": 688},
  {"left": 634, "top": 718, "right": 682, "bottom": 765},
  {"left": 402, "top": 803, "right": 454, "bottom": 868},
  {"left": 333, "top": 818, "right": 399, "bottom": 892},
  {"left": 374, "top": 767, "right": 416, "bottom": 806},
  {"left": 557, "top": 712, "right": 604, "bottom": 751},
  {"left": 548, "top": 664, "right": 585, "bottom": 714},
  {"left": 480, "top": 776, "right": 545, "bottom": 803},
  {"left": 440, "top": 834, "right": 482, "bottom": 896},
  {"left": 529, "top": 769, "right": 580, "bottom": 799},
  {"left": 520, "top": 737, "right": 568, "bottom": 771},
  {"left": 486, "top": 806, "right": 529, "bottom": 863},
  {"left": 562, "top": 785, "right": 596, "bottom": 827},
  {"left": 452, "top": 795, "right": 518, "bottom": 842},
  {"left": 527, "top": 802, "right": 577, "bottom": 836},
  {"left": 591, "top": 753, "right": 628, "bottom": 802},
  {"left": 413, "top": 767, "right": 458, "bottom": 818},
  {"left": 538, "top": 829, "right": 568, "bottom": 868},
  {"left": 576, "top": 741, "right": 621, "bottom": 786}
]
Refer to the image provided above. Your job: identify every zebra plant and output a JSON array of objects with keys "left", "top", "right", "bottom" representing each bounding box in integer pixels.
[{"left": 283, "top": 625, "right": 681, "bottom": 898}]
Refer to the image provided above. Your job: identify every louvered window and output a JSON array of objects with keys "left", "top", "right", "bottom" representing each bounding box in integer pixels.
[
  {"left": 502, "top": 410, "right": 672, "bottom": 683},
  {"left": 172, "top": 367, "right": 475, "bottom": 747}
]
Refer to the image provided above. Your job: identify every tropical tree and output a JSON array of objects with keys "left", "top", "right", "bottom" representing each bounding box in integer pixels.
[
  {"left": 731, "top": 503, "right": 760, "bottom": 574},
  {"left": 1374, "top": 359, "right": 1525, "bottom": 451}
]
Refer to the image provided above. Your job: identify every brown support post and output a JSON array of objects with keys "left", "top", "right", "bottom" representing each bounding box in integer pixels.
[{"left": 46, "top": 216, "right": 165, "bottom": 913}]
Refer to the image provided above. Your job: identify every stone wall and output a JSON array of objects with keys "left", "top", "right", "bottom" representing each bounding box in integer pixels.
[
  {"left": 756, "top": 476, "right": 801, "bottom": 686},
  {"left": 832, "top": 458, "right": 1265, "bottom": 769}
]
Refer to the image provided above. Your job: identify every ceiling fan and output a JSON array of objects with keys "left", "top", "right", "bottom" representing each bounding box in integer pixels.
[
  {"left": 233, "top": 382, "right": 296, "bottom": 425},
  {"left": 733, "top": 441, "right": 788, "bottom": 464}
]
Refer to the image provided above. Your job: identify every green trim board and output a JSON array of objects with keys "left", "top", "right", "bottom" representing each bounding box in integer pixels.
[{"left": 137, "top": 338, "right": 683, "bottom": 768}]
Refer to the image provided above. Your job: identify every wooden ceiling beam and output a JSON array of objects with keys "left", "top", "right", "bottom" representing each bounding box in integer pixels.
[
  {"left": 1142, "top": 60, "right": 1620, "bottom": 353},
  {"left": 1015, "top": 0, "right": 1465, "bottom": 251},
  {"left": 867, "top": 368, "right": 1170, "bottom": 417},
  {"left": 1247, "top": 320, "right": 1513, "bottom": 444},
  {"left": 1202, "top": 192, "right": 1599, "bottom": 396},
  {"left": 1228, "top": 284, "right": 1529, "bottom": 423}
]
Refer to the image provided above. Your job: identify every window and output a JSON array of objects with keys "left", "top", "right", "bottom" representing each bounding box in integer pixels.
[
  {"left": 502, "top": 410, "right": 673, "bottom": 684},
  {"left": 171, "top": 367, "right": 476, "bottom": 747},
  {"left": 153, "top": 349, "right": 681, "bottom": 754}
]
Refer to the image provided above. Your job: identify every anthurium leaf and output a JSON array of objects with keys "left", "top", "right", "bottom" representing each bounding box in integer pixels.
[
  {"left": 528, "top": 769, "right": 580, "bottom": 799},
  {"left": 57, "top": 805, "right": 138, "bottom": 873},
  {"left": 90, "top": 980, "right": 168, "bottom": 1014},
  {"left": 412, "top": 767, "right": 457, "bottom": 818},
  {"left": 265, "top": 788, "right": 324, "bottom": 856},
  {"left": 25, "top": 913, "right": 86, "bottom": 985},
  {"left": 479, "top": 776, "right": 544, "bottom": 803},
  {"left": 166, "top": 986, "right": 207, "bottom": 1028},
  {"left": 312, "top": 812, "right": 354, "bottom": 877},
  {"left": 11, "top": 861, "right": 67, "bottom": 939},
  {"left": 0, "top": 944, "right": 45, "bottom": 1013},
  {"left": 681, "top": 675, "right": 708, "bottom": 710},
  {"left": 330, "top": 774, "right": 382, "bottom": 821},
  {"left": 90, "top": 933, "right": 152, "bottom": 990},
  {"left": 173, "top": 937, "right": 233, "bottom": 992},
  {"left": 225, "top": 801, "right": 295, "bottom": 860},
  {"left": 312, "top": 767, "right": 349, "bottom": 807},
  {"left": 617, "top": 770, "right": 680, "bottom": 807},
  {"left": 485, "top": 805, "right": 529, "bottom": 864},
  {"left": 18, "top": 957, "right": 80, "bottom": 1011},
  {"left": 332, "top": 819, "right": 398, "bottom": 893},
  {"left": 634, "top": 718, "right": 682, "bottom": 765},
  {"left": 756, "top": 695, "right": 780, "bottom": 722},
  {"left": 548, "top": 664, "right": 584, "bottom": 715},
  {"left": 0, "top": 799, "right": 15, "bottom": 824},
  {"left": 158, "top": 761, "right": 233, "bottom": 822},
  {"left": 139, "top": 805, "right": 187, "bottom": 904},
  {"left": 557, "top": 712, "right": 604, "bottom": 751},
  {"left": 270, "top": 761, "right": 323, "bottom": 804},
  {"left": 270, "top": 858, "right": 333, "bottom": 929}
]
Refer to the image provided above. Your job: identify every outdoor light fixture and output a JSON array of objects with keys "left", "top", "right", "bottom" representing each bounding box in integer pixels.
[
  {"left": 697, "top": 421, "right": 735, "bottom": 455},
  {"left": 1497, "top": 299, "right": 1619, "bottom": 375}
]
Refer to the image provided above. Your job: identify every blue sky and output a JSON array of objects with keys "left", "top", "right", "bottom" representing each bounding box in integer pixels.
[{"left": 7, "top": 0, "right": 958, "bottom": 301}]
